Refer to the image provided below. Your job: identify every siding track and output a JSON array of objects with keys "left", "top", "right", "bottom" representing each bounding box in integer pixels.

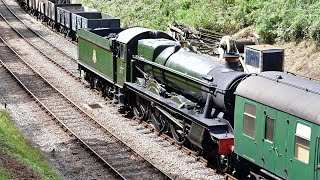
[
  {"left": 0, "top": 0, "right": 226, "bottom": 179},
  {"left": 0, "top": 37, "right": 172, "bottom": 180},
  {"left": 0, "top": 0, "right": 78, "bottom": 74}
]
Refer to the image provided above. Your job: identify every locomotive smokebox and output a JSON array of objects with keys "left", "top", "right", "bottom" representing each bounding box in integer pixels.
[{"left": 224, "top": 52, "right": 240, "bottom": 71}]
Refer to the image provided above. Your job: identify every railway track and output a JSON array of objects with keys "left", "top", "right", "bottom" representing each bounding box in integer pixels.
[
  {"left": 0, "top": 37, "right": 172, "bottom": 180},
  {"left": 0, "top": 65, "right": 122, "bottom": 179},
  {"left": 2, "top": 1, "right": 212, "bottom": 167},
  {"left": 0, "top": 0, "right": 78, "bottom": 72},
  {"left": 1, "top": 0, "right": 212, "bottom": 168},
  {"left": 0, "top": 1, "right": 228, "bottom": 178},
  {"left": 168, "top": 23, "right": 225, "bottom": 56}
]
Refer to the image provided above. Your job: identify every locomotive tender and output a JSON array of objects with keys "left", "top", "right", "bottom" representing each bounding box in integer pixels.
[{"left": 15, "top": 0, "right": 320, "bottom": 179}]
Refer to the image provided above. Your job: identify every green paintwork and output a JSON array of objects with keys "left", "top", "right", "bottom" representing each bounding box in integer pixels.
[
  {"left": 234, "top": 98, "right": 261, "bottom": 164},
  {"left": 78, "top": 29, "right": 130, "bottom": 87},
  {"left": 316, "top": 140, "right": 320, "bottom": 180},
  {"left": 262, "top": 107, "right": 276, "bottom": 172},
  {"left": 154, "top": 46, "right": 176, "bottom": 65},
  {"left": 139, "top": 39, "right": 178, "bottom": 85},
  {"left": 274, "top": 111, "right": 289, "bottom": 178},
  {"left": 234, "top": 96, "right": 320, "bottom": 180},
  {"left": 146, "top": 80, "right": 161, "bottom": 95},
  {"left": 170, "top": 95, "right": 197, "bottom": 109},
  {"left": 286, "top": 117, "right": 316, "bottom": 180},
  {"left": 141, "top": 57, "right": 204, "bottom": 102},
  {"left": 138, "top": 39, "right": 177, "bottom": 62},
  {"left": 78, "top": 29, "right": 111, "bottom": 50},
  {"left": 138, "top": 43, "right": 207, "bottom": 102},
  {"left": 164, "top": 71, "right": 203, "bottom": 100},
  {"left": 164, "top": 52, "right": 215, "bottom": 79},
  {"left": 116, "top": 57, "right": 126, "bottom": 87},
  {"left": 78, "top": 37, "right": 114, "bottom": 82}
]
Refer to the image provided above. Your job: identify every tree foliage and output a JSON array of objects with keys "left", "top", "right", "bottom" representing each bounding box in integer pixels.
[{"left": 79, "top": 0, "right": 320, "bottom": 43}]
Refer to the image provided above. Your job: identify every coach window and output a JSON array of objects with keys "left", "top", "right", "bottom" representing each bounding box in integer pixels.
[
  {"left": 243, "top": 103, "right": 256, "bottom": 138},
  {"left": 265, "top": 116, "right": 274, "bottom": 142},
  {"left": 294, "top": 123, "right": 311, "bottom": 164}
]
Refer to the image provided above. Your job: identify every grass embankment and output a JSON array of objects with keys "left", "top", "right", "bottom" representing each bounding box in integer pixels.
[
  {"left": 77, "top": 0, "right": 320, "bottom": 44},
  {"left": 0, "top": 109, "right": 59, "bottom": 179}
]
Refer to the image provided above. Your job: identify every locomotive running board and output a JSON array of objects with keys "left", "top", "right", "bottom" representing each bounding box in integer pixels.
[{"left": 125, "top": 82, "right": 234, "bottom": 139}]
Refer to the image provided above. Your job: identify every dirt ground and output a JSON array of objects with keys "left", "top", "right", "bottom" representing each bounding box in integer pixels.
[
  {"left": 0, "top": 143, "right": 41, "bottom": 179},
  {"left": 280, "top": 41, "right": 320, "bottom": 80},
  {"left": 233, "top": 26, "right": 320, "bottom": 80}
]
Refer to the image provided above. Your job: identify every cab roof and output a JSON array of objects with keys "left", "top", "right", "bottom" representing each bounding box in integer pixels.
[{"left": 116, "top": 27, "right": 174, "bottom": 44}]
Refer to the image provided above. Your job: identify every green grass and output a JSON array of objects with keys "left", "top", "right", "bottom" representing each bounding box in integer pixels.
[
  {"left": 0, "top": 167, "right": 12, "bottom": 180},
  {"left": 0, "top": 109, "right": 60, "bottom": 179},
  {"left": 75, "top": 0, "right": 320, "bottom": 44}
]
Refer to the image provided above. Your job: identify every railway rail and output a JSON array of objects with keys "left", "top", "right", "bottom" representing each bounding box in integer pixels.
[
  {"left": 0, "top": 66, "right": 122, "bottom": 179},
  {"left": 0, "top": 0, "right": 77, "bottom": 67},
  {"left": 0, "top": 37, "right": 172, "bottom": 180},
  {"left": 1, "top": 0, "right": 215, "bottom": 167},
  {"left": 1, "top": 1, "right": 236, "bottom": 179},
  {"left": 168, "top": 22, "right": 224, "bottom": 56},
  {"left": 2, "top": 0, "right": 215, "bottom": 167}
]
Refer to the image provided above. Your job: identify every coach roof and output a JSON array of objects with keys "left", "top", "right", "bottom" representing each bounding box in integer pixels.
[{"left": 236, "top": 71, "right": 320, "bottom": 124}]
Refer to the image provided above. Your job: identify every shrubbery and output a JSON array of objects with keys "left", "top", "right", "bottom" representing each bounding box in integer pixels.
[{"left": 78, "top": 0, "right": 320, "bottom": 43}]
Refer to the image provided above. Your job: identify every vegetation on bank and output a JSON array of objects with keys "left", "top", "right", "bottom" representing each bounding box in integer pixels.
[
  {"left": 77, "top": 0, "right": 320, "bottom": 44},
  {"left": 0, "top": 109, "right": 60, "bottom": 179}
]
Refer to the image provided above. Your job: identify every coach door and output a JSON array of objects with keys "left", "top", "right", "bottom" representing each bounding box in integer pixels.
[
  {"left": 287, "top": 120, "right": 314, "bottom": 180},
  {"left": 274, "top": 112, "right": 288, "bottom": 178},
  {"left": 315, "top": 137, "right": 320, "bottom": 180},
  {"left": 261, "top": 106, "right": 276, "bottom": 172}
]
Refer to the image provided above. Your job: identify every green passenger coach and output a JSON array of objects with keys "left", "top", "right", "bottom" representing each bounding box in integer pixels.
[{"left": 234, "top": 71, "right": 320, "bottom": 179}]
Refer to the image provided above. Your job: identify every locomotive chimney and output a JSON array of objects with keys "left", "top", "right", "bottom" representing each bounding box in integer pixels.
[{"left": 224, "top": 52, "right": 240, "bottom": 71}]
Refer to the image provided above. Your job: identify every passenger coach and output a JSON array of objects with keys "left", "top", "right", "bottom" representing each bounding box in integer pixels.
[{"left": 234, "top": 71, "right": 320, "bottom": 179}]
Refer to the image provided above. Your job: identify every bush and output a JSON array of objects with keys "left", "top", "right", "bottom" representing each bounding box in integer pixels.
[{"left": 75, "top": 0, "right": 320, "bottom": 44}]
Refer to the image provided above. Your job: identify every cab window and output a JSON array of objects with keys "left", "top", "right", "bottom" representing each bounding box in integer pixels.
[
  {"left": 294, "top": 123, "right": 311, "bottom": 164},
  {"left": 119, "top": 44, "right": 126, "bottom": 59},
  {"left": 243, "top": 103, "right": 256, "bottom": 138}
]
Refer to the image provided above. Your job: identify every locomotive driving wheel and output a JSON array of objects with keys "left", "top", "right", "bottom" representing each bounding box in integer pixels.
[
  {"left": 169, "top": 122, "right": 186, "bottom": 145},
  {"left": 133, "top": 95, "right": 148, "bottom": 121},
  {"left": 150, "top": 108, "right": 168, "bottom": 133},
  {"left": 217, "top": 153, "right": 232, "bottom": 173}
]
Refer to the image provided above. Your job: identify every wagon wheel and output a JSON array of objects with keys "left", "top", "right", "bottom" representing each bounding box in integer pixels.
[
  {"left": 217, "top": 153, "right": 232, "bottom": 173},
  {"left": 101, "top": 85, "right": 108, "bottom": 98},
  {"left": 133, "top": 95, "right": 148, "bottom": 121},
  {"left": 84, "top": 72, "right": 91, "bottom": 83},
  {"left": 150, "top": 108, "right": 168, "bottom": 133},
  {"left": 169, "top": 122, "right": 186, "bottom": 145},
  {"left": 90, "top": 77, "right": 96, "bottom": 89}
]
